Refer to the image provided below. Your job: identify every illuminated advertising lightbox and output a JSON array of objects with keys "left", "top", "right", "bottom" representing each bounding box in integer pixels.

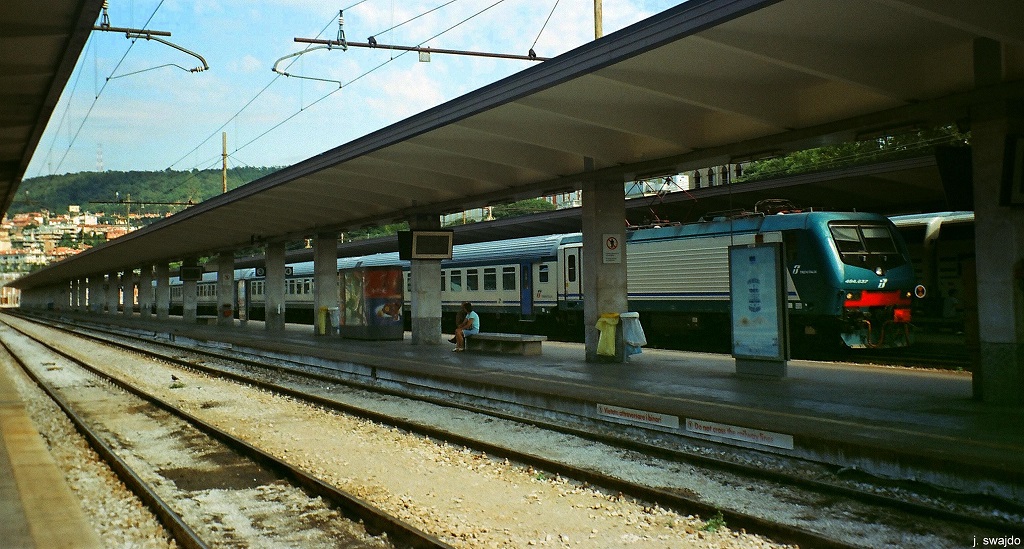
[{"left": 729, "top": 243, "right": 789, "bottom": 374}]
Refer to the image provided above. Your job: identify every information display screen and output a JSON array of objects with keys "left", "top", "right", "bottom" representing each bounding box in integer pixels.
[
  {"left": 179, "top": 266, "right": 203, "bottom": 281},
  {"left": 399, "top": 230, "right": 454, "bottom": 259}
]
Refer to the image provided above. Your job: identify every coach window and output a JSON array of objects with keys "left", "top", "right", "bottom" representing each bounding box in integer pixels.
[
  {"left": 502, "top": 266, "right": 516, "bottom": 291},
  {"left": 467, "top": 269, "right": 479, "bottom": 291},
  {"left": 484, "top": 268, "right": 497, "bottom": 291},
  {"left": 538, "top": 264, "right": 550, "bottom": 283},
  {"left": 450, "top": 270, "right": 462, "bottom": 292},
  {"left": 440, "top": 272, "right": 446, "bottom": 293},
  {"left": 303, "top": 278, "right": 312, "bottom": 294},
  {"left": 567, "top": 254, "right": 577, "bottom": 282}
]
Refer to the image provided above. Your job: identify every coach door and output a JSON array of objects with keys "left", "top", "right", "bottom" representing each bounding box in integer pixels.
[
  {"left": 559, "top": 244, "right": 583, "bottom": 306},
  {"left": 519, "top": 261, "right": 534, "bottom": 319}
]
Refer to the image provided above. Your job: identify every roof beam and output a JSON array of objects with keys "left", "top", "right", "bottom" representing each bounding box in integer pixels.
[
  {"left": 403, "top": 138, "right": 560, "bottom": 181},
  {"left": 877, "top": 0, "right": 1024, "bottom": 47},
  {"left": 515, "top": 87, "right": 695, "bottom": 147},
  {"left": 453, "top": 106, "right": 636, "bottom": 168},
  {"left": 340, "top": 155, "right": 485, "bottom": 196},
  {"left": 371, "top": 142, "right": 536, "bottom": 186},
  {"left": 416, "top": 125, "right": 578, "bottom": 176},
  {"left": 691, "top": 31, "right": 915, "bottom": 104}
]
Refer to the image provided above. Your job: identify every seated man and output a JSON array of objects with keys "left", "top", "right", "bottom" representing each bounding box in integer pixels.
[{"left": 453, "top": 301, "right": 480, "bottom": 352}]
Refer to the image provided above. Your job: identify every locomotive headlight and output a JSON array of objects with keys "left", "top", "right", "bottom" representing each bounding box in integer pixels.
[{"left": 875, "top": 267, "right": 884, "bottom": 276}]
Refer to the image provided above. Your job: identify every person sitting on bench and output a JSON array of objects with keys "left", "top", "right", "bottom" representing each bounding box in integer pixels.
[{"left": 453, "top": 301, "right": 479, "bottom": 352}]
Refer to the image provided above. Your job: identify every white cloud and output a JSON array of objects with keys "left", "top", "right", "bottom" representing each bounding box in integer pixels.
[
  {"left": 234, "top": 54, "right": 264, "bottom": 74},
  {"left": 28, "top": 0, "right": 684, "bottom": 175}
]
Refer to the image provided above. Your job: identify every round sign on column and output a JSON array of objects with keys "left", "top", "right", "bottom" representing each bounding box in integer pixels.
[{"left": 603, "top": 234, "right": 622, "bottom": 264}]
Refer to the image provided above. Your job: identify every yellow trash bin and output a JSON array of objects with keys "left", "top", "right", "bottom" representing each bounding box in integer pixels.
[
  {"left": 595, "top": 313, "right": 620, "bottom": 357},
  {"left": 317, "top": 306, "right": 328, "bottom": 335}
]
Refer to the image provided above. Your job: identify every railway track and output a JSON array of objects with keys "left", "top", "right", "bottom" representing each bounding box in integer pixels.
[
  {"left": 7, "top": 311, "right": 1022, "bottom": 548},
  {"left": 0, "top": 317, "right": 449, "bottom": 549}
]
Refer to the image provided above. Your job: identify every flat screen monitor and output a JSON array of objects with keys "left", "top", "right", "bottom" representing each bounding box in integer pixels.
[
  {"left": 398, "top": 230, "right": 453, "bottom": 260},
  {"left": 179, "top": 266, "right": 203, "bottom": 281}
]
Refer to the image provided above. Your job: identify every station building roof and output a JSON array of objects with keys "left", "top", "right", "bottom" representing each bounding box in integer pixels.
[
  {"left": 11, "top": 0, "right": 1024, "bottom": 290},
  {"left": 1, "top": 0, "right": 102, "bottom": 216}
]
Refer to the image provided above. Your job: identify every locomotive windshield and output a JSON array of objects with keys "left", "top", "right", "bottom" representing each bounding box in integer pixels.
[{"left": 828, "top": 222, "right": 906, "bottom": 269}]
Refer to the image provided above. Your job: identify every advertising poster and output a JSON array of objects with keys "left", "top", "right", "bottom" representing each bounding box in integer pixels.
[
  {"left": 365, "top": 269, "right": 403, "bottom": 327},
  {"left": 342, "top": 271, "right": 365, "bottom": 326},
  {"left": 729, "top": 243, "right": 785, "bottom": 360}
]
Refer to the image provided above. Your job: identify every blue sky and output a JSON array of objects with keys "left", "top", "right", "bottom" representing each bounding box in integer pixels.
[{"left": 27, "top": 0, "right": 683, "bottom": 177}]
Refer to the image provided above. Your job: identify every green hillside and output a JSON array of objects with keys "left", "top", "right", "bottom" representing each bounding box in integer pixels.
[{"left": 11, "top": 167, "right": 281, "bottom": 216}]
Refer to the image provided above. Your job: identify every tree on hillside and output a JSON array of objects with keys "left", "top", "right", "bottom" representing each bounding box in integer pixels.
[
  {"left": 11, "top": 167, "right": 281, "bottom": 215},
  {"left": 491, "top": 198, "right": 556, "bottom": 220},
  {"left": 737, "top": 125, "right": 969, "bottom": 182}
]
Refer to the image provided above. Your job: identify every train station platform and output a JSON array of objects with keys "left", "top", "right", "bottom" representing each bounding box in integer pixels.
[
  {"left": 0, "top": 350, "right": 102, "bottom": 548},
  {"left": 13, "top": 310, "right": 1024, "bottom": 505}
]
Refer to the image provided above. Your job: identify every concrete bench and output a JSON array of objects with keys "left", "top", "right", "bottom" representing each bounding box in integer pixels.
[{"left": 466, "top": 332, "right": 547, "bottom": 356}]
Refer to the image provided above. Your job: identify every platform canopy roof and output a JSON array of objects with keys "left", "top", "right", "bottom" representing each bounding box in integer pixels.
[
  {"left": 13, "top": 0, "right": 1024, "bottom": 290},
  {"left": 1, "top": 0, "right": 102, "bottom": 216}
]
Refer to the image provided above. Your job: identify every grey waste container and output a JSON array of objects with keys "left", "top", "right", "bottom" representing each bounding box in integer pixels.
[{"left": 620, "top": 312, "right": 646, "bottom": 356}]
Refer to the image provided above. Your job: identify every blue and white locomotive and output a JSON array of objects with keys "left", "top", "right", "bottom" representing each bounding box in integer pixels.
[{"left": 173, "top": 208, "right": 917, "bottom": 350}]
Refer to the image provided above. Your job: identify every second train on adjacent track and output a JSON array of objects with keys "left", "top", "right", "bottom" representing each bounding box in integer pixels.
[{"left": 172, "top": 208, "right": 919, "bottom": 351}]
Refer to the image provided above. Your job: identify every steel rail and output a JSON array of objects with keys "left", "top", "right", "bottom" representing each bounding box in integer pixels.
[
  {"left": 0, "top": 316, "right": 452, "bottom": 549},
  {"left": 20, "top": 312, "right": 1023, "bottom": 546},
  {"left": 0, "top": 329, "right": 209, "bottom": 549}
]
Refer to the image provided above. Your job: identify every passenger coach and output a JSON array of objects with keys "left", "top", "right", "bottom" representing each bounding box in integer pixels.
[{"left": 171, "top": 208, "right": 918, "bottom": 350}]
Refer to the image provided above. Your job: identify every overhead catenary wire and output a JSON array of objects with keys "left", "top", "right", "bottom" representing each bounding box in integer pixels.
[
  {"left": 295, "top": 0, "right": 544, "bottom": 62},
  {"left": 168, "top": 11, "right": 343, "bottom": 170},
  {"left": 233, "top": 0, "right": 515, "bottom": 160},
  {"left": 367, "top": 0, "right": 460, "bottom": 41},
  {"left": 45, "top": 0, "right": 168, "bottom": 176},
  {"left": 106, "top": 62, "right": 200, "bottom": 81},
  {"left": 530, "top": 0, "right": 562, "bottom": 57}
]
